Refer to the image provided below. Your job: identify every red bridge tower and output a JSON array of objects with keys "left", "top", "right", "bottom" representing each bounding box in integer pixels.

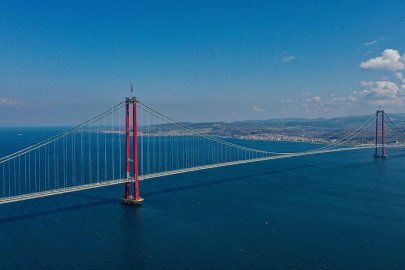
[
  {"left": 374, "top": 110, "right": 387, "bottom": 158},
  {"left": 121, "top": 88, "right": 144, "bottom": 204}
]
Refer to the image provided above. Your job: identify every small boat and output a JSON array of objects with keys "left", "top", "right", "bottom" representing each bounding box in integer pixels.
[{"left": 17, "top": 134, "right": 22, "bottom": 136}]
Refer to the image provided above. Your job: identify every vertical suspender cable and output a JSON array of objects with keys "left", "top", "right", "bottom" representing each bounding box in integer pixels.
[
  {"left": 89, "top": 127, "right": 92, "bottom": 184},
  {"left": 140, "top": 107, "right": 143, "bottom": 176},
  {"left": 2, "top": 163, "right": 4, "bottom": 197},
  {"left": 29, "top": 149, "right": 31, "bottom": 192},
  {"left": 119, "top": 107, "right": 122, "bottom": 179},
  {"left": 81, "top": 130, "right": 83, "bottom": 185},
  {"left": 8, "top": 161, "right": 10, "bottom": 196},
  {"left": 38, "top": 147, "right": 41, "bottom": 192},
  {"left": 34, "top": 149, "right": 37, "bottom": 192},
  {"left": 148, "top": 112, "right": 150, "bottom": 175},
  {"left": 73, "top": 132, "right": 75, "bottom": 186},
  {"left": 112, "top": 108, "right": 115, "bottom": 180},
  {"left": 153, "top": 116, "right": 155, "bottom": 173},
  {"left": 18, "top": 156, "right": 20, "bottom": 194},
  {"left": 65, "top": 136, "right": 67, "bottom": 187},
  {"left": 105, "top": 117, "right": 107, "bottom": 180},
  {"left": 47, "top": 143, "right": 49, "bottom": 189},
  {"left": 97, "top": 121, "right": 100, "bottom": 183},
  {"left": 44, "top": 144, "right": 47, "bottom": 190}
]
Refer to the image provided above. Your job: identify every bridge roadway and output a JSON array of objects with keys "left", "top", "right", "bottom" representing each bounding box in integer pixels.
[{"left": 1, "top": 144, "right": 403, "bottom": 205}]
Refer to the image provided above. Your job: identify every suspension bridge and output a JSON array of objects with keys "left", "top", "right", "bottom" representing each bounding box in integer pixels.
[{"left": 1, "top": 94, "right": 404, "bottom": 205}]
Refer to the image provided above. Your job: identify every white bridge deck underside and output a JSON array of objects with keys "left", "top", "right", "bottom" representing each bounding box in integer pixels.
[{"left": 1, "top": 144, "right": 403, "bottom": 205}]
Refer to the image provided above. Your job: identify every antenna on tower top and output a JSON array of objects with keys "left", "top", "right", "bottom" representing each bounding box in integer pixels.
[
  {"left": 379, "top": 104, "right": 381, "bottom": 110},
  {"left": 130, "top": 81, "right": 134, "bottom": 99}
]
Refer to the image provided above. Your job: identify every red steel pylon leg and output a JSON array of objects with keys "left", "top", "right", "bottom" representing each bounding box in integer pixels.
[
  {"left": 375, "top": 110, "right": 379, "bottom": 156},
  {"left": 133, "top": 99, "right": 140, "bottom": 200},
  {"left": 125, "top": 101, "right": 130, "bottom": 198},
  {"left": 382, "top": 110, "right": 386, "bottom": 156}
]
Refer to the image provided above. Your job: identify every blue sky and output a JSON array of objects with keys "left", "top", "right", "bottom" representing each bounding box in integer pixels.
[{"left": 0, "top": 0, "right": 404, "bottom": 125}]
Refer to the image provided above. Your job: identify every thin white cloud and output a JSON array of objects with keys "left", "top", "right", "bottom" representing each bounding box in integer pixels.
[
  {"left": 302, "top": 92, "right": 310, "bottom": 96},
  {"left": 252, "top": 105, "right": 262, "bottom": 112},
  {"left": 303, "top": 96, "right": 322, "bottom": 103},
  {"left": 364, "top": 50, "right": 374, "bottom": 56},
  {"left": 361, "top": 81, "right": 374, "bottom": 87},
  {"left": 347, "top": 95, "right": 356, "bottom": 101},
  {"left": 364, "top": 40, "right": 378, "bottom": 46},
  {"left": 360, "top": 49, "right": 405, "bottom": 71},
  {"left": 313, "top": 96, "right": 321, "bottom": 101},
  {"left": 283, "top": 56, "right": 295, "bottom": 62},
  {"left": 0, "top": 98, "right": 23, "bottom": 107}
]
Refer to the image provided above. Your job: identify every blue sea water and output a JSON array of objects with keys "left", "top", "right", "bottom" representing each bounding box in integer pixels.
[{"left": 0, "top": 127, "right": 405, "bottom": 269}]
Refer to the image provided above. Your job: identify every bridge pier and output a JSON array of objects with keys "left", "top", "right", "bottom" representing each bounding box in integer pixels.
[
  {"left": 121, "top": 93, "right": 144, "bottom": 205},
  {"left": 374, "top": 110, "right": 387, "bottom": 158}
]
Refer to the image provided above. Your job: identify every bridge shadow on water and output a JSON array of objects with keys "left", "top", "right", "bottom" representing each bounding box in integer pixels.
[{"left": 2, "top": 152, "right": 404, "bottom": 225}]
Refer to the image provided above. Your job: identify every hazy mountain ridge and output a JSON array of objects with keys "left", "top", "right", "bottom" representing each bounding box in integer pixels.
[{"left": 176, "top": 113, "right": 405, "bottom": 140}]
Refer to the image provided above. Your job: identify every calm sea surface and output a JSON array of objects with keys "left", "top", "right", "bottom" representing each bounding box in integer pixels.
[{"left": 0, "top": 127, "right": 405, "bottom": 269}]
